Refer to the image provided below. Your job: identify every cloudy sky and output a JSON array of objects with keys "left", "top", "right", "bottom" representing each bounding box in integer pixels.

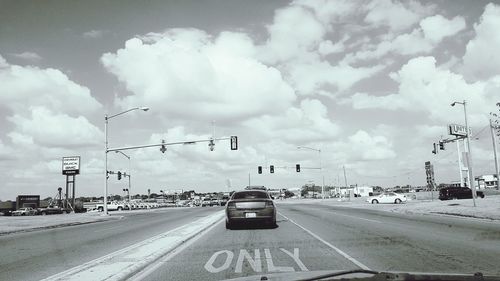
[{"left": 1, "top": 0, "right": 500, "bottom": 199}]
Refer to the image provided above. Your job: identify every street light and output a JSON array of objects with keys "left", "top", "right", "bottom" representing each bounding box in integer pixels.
[
  {"left": 451, "top": 100, "right": 477, "bottom": 207},
  {"left": 104, "top": 107, "right": 149, "bottom": 215},
  {"left": 115, "top": 150, "right": 132, "bottom": 209},
  {"left": 297, "top": 146, "right": 325, "bottom": 199}
]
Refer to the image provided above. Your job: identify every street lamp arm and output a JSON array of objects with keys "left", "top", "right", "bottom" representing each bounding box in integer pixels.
[
  {"left": 115, "top": 150, "right": 130, "bottom": 159},
  {"left": 297, "top": 146, "right": 321, "bottom": 152},
  {"left": 107, "top": 107, "right": 149, "bottom": 120}
]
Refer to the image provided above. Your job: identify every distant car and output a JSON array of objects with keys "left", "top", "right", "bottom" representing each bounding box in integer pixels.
[
  {"left": 12, "top": 207, "right": 37, "bottom": 216},
  {"left": 439, "top": 187, "right": 485, "bottom": 200},
  {"left": 225, "top": 190, "right": 276, "bottom": 229},
  {"left": 366, "top": 192, "right": 407, "bottom": 204},
  {"left": 201, "top": 198, "right": 212, "bottom": 207},
  {"left": 38, "top": 206, "right": 71, "bottom": 215},
  {"left": 210, "top": 198, "right": 220, "bottom": 206}
]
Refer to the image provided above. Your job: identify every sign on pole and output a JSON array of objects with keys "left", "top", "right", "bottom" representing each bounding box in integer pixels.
[
  {"left": 62, "top": 156, "right": 80, "bottom": 175},
  {"left": 448, "top": 124, "right": 469, "bottom": 137}
]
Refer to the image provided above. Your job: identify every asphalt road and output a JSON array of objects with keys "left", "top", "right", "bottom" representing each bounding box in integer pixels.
[
  {"left": 134, "top": 202, "right": 500, "bottom": 281},
  {"left": 0, "top": 206, "right": 223, "bottom": 281}
]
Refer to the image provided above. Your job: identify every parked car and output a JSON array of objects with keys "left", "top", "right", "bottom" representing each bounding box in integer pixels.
[
  {"left": 210, "top": 198, "right": 220, "bottom": 206},
  {"left": 225, "top": 190, "right": 276, "bottom": 229},
  {"left": 201, "top": 198, "right": 212, "bottom": 207},
  {"left": 439, "top": 187, "right": 485, "bottom": 200},
  {"left": 366, "top": 192, "right": 407, "bottom": 204},
  {"left": 12, "top": 207, "right": 37, "bottom": 216},
  {"left": 38, "top": 206, "right": 71, "bottom": 215}
]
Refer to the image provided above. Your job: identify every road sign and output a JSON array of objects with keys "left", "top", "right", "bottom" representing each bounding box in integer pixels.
[
  {"left": 230, "top": 136, "right": 238, "bottom": 150},
  {"left": 448, "top": 124, "right": 469, "bottom": 137},
  {"left": 62, "top": 156, "right": 80, "bottom": 175}
]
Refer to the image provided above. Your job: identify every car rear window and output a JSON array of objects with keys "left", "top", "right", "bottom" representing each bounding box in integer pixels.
[{"left": 232, "top": 191, "right": 269, "bottom": 199}]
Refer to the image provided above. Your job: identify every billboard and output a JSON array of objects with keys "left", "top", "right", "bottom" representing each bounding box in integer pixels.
[
  {"left": 448, "top": 124, "right": 469, "bottom": 137},
  {"left": 62, "top": 156, "right": 80, "bottom": 175}
]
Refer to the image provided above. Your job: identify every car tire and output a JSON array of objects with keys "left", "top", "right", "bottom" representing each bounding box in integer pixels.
[
  {"left": 395, "top": 199, "right": 402, "bottom": 204},
  {"left": 225, "top": 220, "right": 232, "bottom": 230},
  {"left": 479, "top": 194, "right": 485, "bottom": 198},
  {"left": 98, "top": 207, "right": 103, "bottom": 212},
  {"left": 372, "top": 199, "right": 379, "bottom": 204},
  {"left": 41, "top": 212, "right": 47, "bottom": 216},
  {"left": 117, "top": 207, "right": 123, "bottom": 211}
]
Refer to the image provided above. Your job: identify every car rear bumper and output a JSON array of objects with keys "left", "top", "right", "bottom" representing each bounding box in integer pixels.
[{"left": 226, "top": 208, "right": 275, "bottom": 221}]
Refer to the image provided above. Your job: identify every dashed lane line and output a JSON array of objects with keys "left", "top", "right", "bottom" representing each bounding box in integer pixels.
[{"left": 278, "top": 212, "right": 371, "bottom": 271}]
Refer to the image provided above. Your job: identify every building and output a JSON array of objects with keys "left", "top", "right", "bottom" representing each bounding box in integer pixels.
[{"left": 476, "top": 174, "right": 499, "bottom": 189}]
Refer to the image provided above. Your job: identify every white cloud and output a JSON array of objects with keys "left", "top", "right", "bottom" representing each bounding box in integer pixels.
[
  {"left": 11, "top": 51, "right": 42, "bottom": 62},
  {"left": 244, "top": 99, "right": 340, "bottom": 143},
  {"left": 260, "top": 5, "right": 326, "bottom": 64},
  {"left": 348, "top": 56, "right": 497, "bottom": 126},
  {"left": 83, "top": 30, "right": 106, "bottom": 39},
  {"left": 101, "top": 29, "right": 296, "bottom": 122},
  {"left": 7, "top": 107, "right": 103, "bottom": 148},
  {"left": 364, "top": 0, "right": 433, "bottom": 31},
  {"left": 420, "top": 15, "right": 466, "bottom": 43},
  {"left": 347, "top": 130, "right": 396, "bottom": 161},
  {"left": 0, "top": 57, "right": 102, "bottom": 115},
  {"left": 462, "top": 3, "right": 500, "bottom": 80}
]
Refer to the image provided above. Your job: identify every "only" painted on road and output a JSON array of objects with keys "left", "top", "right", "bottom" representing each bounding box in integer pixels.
[{"left": 204, "top": 248, "right": 308, "bottom": 273}]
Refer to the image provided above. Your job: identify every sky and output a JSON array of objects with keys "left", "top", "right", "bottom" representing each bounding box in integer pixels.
[{"left": 1, "top": 0, "right": 500, "bottom": 200}]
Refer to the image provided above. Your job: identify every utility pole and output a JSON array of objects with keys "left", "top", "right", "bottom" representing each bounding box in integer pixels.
[
  {"left": 490, "top": 118, "right": 499, "bottom": 189},
  {"left": 457, "top": 140, "right": 464, "bottom": 187}
]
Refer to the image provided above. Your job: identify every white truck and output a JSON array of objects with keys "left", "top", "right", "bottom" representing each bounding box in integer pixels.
[{"left": 84, "top": 201, "right": 125, "bottom": 212}]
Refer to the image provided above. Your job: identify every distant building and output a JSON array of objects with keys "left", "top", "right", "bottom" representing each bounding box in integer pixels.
[{"left": 476, "top": 174, "right": 498, "bottom": 189}]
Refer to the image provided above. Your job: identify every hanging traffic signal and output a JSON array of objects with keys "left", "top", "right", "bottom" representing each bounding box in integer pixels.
[
  {"left": 209, "top": 138, "right": 215, "bottom": 151},
  {"left": 117, "top": 171, "right": 122, "bottom": 180},
  {"left": 270, "top": 165, "right": 274, "bottom": 173},
  {"left": 160, "top": 139, "right": 166, "bottom": 153},
  {"left": 439, "top": 141, "right": 445, "bottom": 150},
  {"left": 258, "top": 166, "right": 262, "bottom": 174},
  {"left": 432, "top": 143, "right": 437, "bottom": 154},
  {"left": 230, "top": 136, "right": 238, "bottom": 150},
  {"left": 296, "top": 164, "right": 300, "bottom": 172}
]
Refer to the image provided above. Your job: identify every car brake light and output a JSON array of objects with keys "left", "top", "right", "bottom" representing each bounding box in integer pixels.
[
  {"left": 265, "top": 201, "right": 274, "bottom": 207},
  {"left": 227, "top": 202, "right": 236, "bottom": 209}
]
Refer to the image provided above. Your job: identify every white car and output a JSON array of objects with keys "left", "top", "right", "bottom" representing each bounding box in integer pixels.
[{"left": 366, "top": 192, "right": 407, "bottom": 204}]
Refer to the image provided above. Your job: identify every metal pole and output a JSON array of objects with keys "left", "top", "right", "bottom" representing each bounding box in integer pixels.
[
  {"left": 72, "top": 175, "right": 75, "bottom": 211},
  {"left": 457, "top": 140, "right": 463, "bottom": 187},
  {"left": 319, "top": 150, "right": 324, "bottom": 199},
  {"left": 463, "top": 101, "right": 477, "bottom": 207},
  {"left": 248, "top": 172, "right": 251, "bottom": 187},
  {"left": 104, "top": 115, "right": 108, "bottom": 215},
  {"left": 490, "top": 118, "right": 499, "bottom": 189}
]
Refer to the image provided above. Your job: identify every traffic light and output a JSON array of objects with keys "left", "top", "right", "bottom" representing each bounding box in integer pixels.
[
  {"left": 296, "top": 164, "right": 300, "bottom": 172},
  {"left": 117, "top": 171, "right": 122, "bottom": 180},
  {"left": 258, "top": 166, "right": 262, "bottom": 174},
  {"left": 230, "top": 136, "right": 238, "bottom": 150},
  {"left": 209, "top": 138, "right": 215, "bottom": 151},
  {"left": 432, "top": 143, "right": 437, "bottom": 154},
  {"left": 270, "top": 165, "right": 274, "bottom": 173},
  {"left": 439, "top": 141, "right": 445, "bottom": 150},
  {"left": 160, "top": 139, "right": 166, "bottom": 153}
]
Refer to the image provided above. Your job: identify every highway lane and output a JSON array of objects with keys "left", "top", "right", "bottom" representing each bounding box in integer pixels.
[
  {"left": 135, "top": 202, "right": 500, "bottom": 281},
  {"left": 0, "top": 206, "right": 223, "bottom": 281}
]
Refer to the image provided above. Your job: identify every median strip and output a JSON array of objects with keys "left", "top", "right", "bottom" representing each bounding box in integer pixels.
[{"left": 40, "top": 210, "right": 225, "bottom": 281}]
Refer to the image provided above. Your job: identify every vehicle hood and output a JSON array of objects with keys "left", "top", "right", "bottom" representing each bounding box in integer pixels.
[{"left": 220, "top": 270, "right": 497, "bottom": 281}]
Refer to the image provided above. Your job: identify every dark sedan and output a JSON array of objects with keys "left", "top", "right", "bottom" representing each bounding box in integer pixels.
[
  {"left": 439, "top": 187, "right": 485, "bottom": 200},
  {"left": 225, "top": 190, "right": 276, "bottom": 229}
]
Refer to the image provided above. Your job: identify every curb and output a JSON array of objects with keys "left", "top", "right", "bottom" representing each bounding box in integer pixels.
[{"left": 41, "top": 210, "right": 225, "bottom": 281}]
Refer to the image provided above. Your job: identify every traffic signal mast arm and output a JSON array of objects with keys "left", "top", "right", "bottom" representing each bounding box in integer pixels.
[{"left": 107, "top": 136, "right": 236, "bottom": 153}]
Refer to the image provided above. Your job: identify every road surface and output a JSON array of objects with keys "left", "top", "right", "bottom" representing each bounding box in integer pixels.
[
  {"left": 0, "top": 207, "right": 222, "bottom": 281},
  {"left": 134, "top": 202, "right": 500, "bottom": 281}
]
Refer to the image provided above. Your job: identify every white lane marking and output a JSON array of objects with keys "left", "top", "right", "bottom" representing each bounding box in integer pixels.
[
  {"left": 280, "top": 248, "right": 308, "bottom": 271},
  {"left": 264, "top": 249, "right": 294, "bottom": 272},
  {"left": 42, "top": 211, "right": 225, "bottom": 281},
  {"left": 130, "top": 218, "right": 224, "bottom": 280},
  {"left": 279, "top": 212, "right": 371, "bottom": 270},
  {"left": 235, "top": 249, "right": 262, "bottom": 273},
  {"left": 334, "top": 213, "right": 381, "bottom": 223},
  {"left": 204, "top": 250, "right": 234, "bottom": 273}
]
